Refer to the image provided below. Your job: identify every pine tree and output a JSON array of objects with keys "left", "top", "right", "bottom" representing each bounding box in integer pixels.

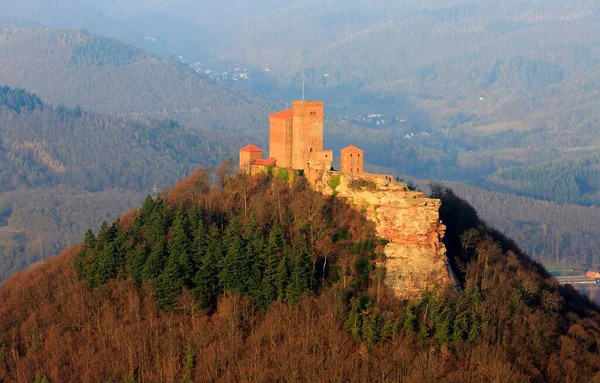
[
  {"left": 434, "top": 310, "right": 452, "bottom": 345},
  {"left": 96, "top": 220, "right": 113, "bottom": 245},
  {"left": 168, "top": 212, "right": 191, "bottom": 258},
  {"left": 137, "top": 195, "right": 156, "bottom": 226},
  {"left": 155, "top": 256, "right": 184, "bottom": 308},
  {"left": 220, "top": 221, "right": 248, "bottom": 292},
  {"left": 403, "top": 305, "right": 418, "bottom": 332},
  {"left": 345, "top": 299, "right": 364, "bottom": 340},
  {"left": 142, "top": 243, "right": 165, "bottom": 280},
  {"left": 244, "top": 219, "right": 264, "bottom": 300},
  {"left": 188, "top": 203, "right": 203, "bottom": 236},
  {"left": 286, "top": 248, "right": 313, "bottom": 303},
  {"left": 93, "top": 242, "right": 117, "bottom": 287},
  {"left": 362, "top": 304, "right": 382, "bottom": 347},
  {"left": 380, "top": 319, "right": 394, "bottom": 342},
  {"left": 275, "top": 253, "right": 290, "bottom": 300},
  {"left": 452, "top": 313, "right": 469, "bottom": 343},
  {"left": 191, "top": 219, "right": 207, "bottom": 268},
  {"left": 468, "top": 314, "right": 482, "bottom": 343},
  {"left": 144, "top": 198, "right": 169, "bottom": 246},
  {"left": 127, "top": 245, "right": 148, "bottom": 283},
  {"left": 261, "top": 222, "right": 286, "bottom": 305},
  {"left": 75, "top": 228, "right": 97, "bottom": 279},
  {"left": 168, "top": 212, "right": 193, "bottom": 284},
  {"left": 112, "top": 219, "right": 129, "bottom": 280},
  {"left": 193, "top": 223, "right": 223, "bottom": 307}
]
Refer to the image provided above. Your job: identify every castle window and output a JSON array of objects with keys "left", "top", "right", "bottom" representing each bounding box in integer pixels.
[
  {"left": 350, "top": 154, "right": 353, "bottom": 157},
  {"left": 358, "top": 154, "right": 360, "bottom": 157},
  {"left": 310, "top": 111, "right": 316, "bottom": 116}
]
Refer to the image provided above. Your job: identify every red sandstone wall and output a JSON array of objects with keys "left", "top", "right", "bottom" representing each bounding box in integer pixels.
[
  {"left": 239, "top": 151, "right": 252, "bottom": 173},
  {"left": 291, "top": 101, "right": 324, "bottom": 170},
  {"left": 340, "top": 148, "right": 364, "bottom": 175},
  {"left": 269, "top": 116, "right": 292, "bottom": 168}
]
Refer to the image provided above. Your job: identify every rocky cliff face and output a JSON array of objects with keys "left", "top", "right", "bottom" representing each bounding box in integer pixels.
[{"left": 320, "top": 173, "right": 457, "bottom": 299}]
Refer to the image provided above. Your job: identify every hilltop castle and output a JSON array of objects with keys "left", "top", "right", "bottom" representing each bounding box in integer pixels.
[
  {"left": 239, "top": 100, "right": 363, "bottom": 186},
  {"left": 239, "top": 100, "right": 456, "bottom": 298}
]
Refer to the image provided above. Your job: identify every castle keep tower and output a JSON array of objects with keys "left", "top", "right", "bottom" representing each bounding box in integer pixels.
[{"left": 291, "top": 101, "right": 324, "bottom": 170}]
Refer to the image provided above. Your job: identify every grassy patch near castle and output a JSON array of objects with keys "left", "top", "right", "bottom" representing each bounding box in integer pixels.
[
  {"left": 349, "top": 178, "right": 377, "bottom": 191},
  {"left": 276, "top": 168, "right": 289, "bottom": 181},
  {"left": 327, "top": 174, "right": 341, "bottom": 196}
]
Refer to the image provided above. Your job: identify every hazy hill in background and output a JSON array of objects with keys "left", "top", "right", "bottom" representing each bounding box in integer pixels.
[
  {"left": 0, "top": 86, "right": 250, "bottom": 280},
  {"left": 0, "top": 23, "right": 270, "bottom": 134}
]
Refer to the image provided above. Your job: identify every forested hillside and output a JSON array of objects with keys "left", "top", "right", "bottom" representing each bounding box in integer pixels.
[
  {"left": 0, "top": 86, "right": 250, "bottom": 280},
  {"left": 446, "top": 182, "right": 600, "bottom": 268},
  {"left": 0, "top": 24, "right": 270, "bottom": 134},
  {"left": 0, "top": 169, "right": 598, "bottom": 382}
]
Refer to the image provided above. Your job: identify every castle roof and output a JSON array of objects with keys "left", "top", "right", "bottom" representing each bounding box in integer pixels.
[
  {"left": 253, "top": 157, "right": 276, "bottom": 166},
  {"left": 269, "top": 109, "right": 293, "bottom": 119},
  {"left": 341, "top": 145, "right": 364, "bottom": 153},
  {"left": 239, "top": 144, "right": 263, "bottom": 153}
]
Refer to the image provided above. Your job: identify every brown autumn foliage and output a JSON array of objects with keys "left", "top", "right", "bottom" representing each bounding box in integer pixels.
[{"left": 0, "top": 171, "right": 599, "bottom": 382}]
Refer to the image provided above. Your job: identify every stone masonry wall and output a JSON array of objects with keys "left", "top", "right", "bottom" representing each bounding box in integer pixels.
[{"left": 320, "top": 172, "right": 457, "bottom": 299}]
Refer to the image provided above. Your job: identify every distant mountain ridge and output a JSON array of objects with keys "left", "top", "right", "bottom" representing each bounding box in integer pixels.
[{"left": 0, "top": 24, "right": 271, "bottom": 135}]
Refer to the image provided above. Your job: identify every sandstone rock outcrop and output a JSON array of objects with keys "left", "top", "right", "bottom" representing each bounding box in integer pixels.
[{"left": 321, "top": 173, "right": 457, "bottom": 299}]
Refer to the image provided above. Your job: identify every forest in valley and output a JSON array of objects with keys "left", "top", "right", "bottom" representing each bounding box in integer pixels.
[
  {"left": 0, "top": 169, "right": 599, "bottom": 382},
  {"left": 0, "top": 86, "right": 250, "bottom": 280},
  {"left": 446, "top": 182, "right": 600, "bottom": 269}
]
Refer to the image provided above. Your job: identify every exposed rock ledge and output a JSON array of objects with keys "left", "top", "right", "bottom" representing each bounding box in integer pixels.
[{"left": 320, "top": 172, "right": 458, "bottom": 299}]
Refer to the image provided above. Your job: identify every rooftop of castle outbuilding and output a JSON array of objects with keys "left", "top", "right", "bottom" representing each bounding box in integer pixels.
[
  {"left": 253, "top": 158, "right": 276, "bottom": 166},
  {"left": 269, "top": 109, "right": 293, "bottom": 119},
  {"left": 239, "top": 144, "right": 263, "bottom": 153},
  {"left": 341, "top": 145, "right": 364, "bottom": 153}
]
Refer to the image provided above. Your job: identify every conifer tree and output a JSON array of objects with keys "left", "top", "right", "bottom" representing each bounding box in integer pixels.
[
  {"left": 168, "top": 212, "right": 193, "bottom": 284},
  {"left": 361, "top": 304, "right": 382, "bottom": 347},
  {"left": 191, "top": 219, "right": 207, "bottom": 267},
  {"left": 452, "top": 313, "right": 469, "bottom": 343},
  {"left": 137, "top": 195, "right": 156, "bottom": 226},
  {"left": 93, "top": 242, "right": 117, "bottom": 287},
  {"left": 142, "top": 243, "right": 165, "bottom": 280},
  {"left": 127, "top": 245, "right": 148, "bottom": 283},
  {"left": 261, "top": 222, "right": 286, "bottom": 304},
  {"left": 188, "top": 203, "right": 203, "bottom": 236},
  {"left": 244, "top": 219, "right": 264, "bottom": 300},
  {"left": 276, "top": 253, "right": 290, "bottom": 300},
  {"left": 155, "top": 256, "right": 184, "bottom": 308},
  {"left": 75, "top": 228, "right": 97, "bottom": 279},
  {"left": 193, "top": 223, "right": 222, "bottom": 307},
  {"left": 168, "top": 212, "right": 191, "bottom": 257},
  {"left": 220, "top": 219, "right": 248, "bottom": 292},
  {"left": 96, "top": 220, "right": 115, "bottom": 246},
  {"left": 286, "top": 248, "right": 313, "bottom": 303},
  {"left": 144, "top": 198, "right": 169, "bottom": 246},
  {"left": 111, "top": 219, "right": 129, "bottom": 280}
]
